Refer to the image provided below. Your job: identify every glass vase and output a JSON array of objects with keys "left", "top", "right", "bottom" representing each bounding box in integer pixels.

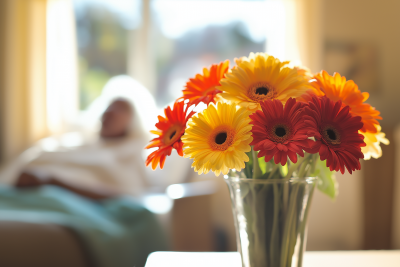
[{"left": 225, "top": 177, "right": 317, "bottom": 267}]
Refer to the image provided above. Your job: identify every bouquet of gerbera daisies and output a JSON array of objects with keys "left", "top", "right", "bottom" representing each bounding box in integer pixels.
[
  {"left": 145, "top": 52, "right": 388, "bottom": 267},
  {"left": 146, "top": 53, "right": 388, "bottom": 198}
]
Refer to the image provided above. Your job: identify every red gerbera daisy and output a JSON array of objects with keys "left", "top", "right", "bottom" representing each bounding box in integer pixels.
[
  {"left": 250, "top": 98, "right": 314, "bottom": 165},
  {"left": 179, "top": 60, "right": 230, "bottom": 107},
  {"left": 145, "top": 101, "right": 195, "bottom": 170},
  {"left": 304, "top": 96, "right": 366, "bottom": 174},
  {"left": 309, "top": 70, "right": 382, "bottom": 133}
]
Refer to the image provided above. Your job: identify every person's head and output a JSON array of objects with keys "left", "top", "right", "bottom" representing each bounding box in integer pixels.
[{"left": 100, "top": 98, "right": 133, "bottom": 138}]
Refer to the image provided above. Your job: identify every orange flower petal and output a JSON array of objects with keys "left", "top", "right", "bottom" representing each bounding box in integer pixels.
[
  {"left": 145, "top": 101, "right": 194, "bottom": 170},
  {"left": 179, "top": 60, "right": 230, "bottom": 107},
  {"left": 307, "top": 70, "right": 382, "bottom": 133}
]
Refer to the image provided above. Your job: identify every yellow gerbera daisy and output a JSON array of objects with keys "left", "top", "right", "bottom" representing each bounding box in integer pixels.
[
  {"left": 361, "top": 125, "right": 390, "bottom": 160},
  {"left": 218, "top": 52, "right": 311, "bottom": 111},
  {"left": 182, "top": 102, "right": 253, "bottom": 176},
  {"left": 234, "top": 52, "right": 290, "bottom": 67}
]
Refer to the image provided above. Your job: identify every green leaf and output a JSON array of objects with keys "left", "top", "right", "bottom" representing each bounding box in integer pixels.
[
  {"left": 279, "top": 163, "right": 288, "bottom": 177},
  {"left": 258, "top": 156, "right": 267, "bottom": 174},
  {"left": 311, "top": 159, "right": 338, "bottom": 200}
]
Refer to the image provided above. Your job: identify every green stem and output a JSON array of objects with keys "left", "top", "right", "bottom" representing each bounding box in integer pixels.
[
  {"left": 249, "top": 185, "right": 268, "bottom": 266},
  {"left": 282, "top": 181, "right": 289, "bottom": 227},
  {"left": 286, "top": 184, "right": 305, "bottom": 267},
  {"left": 297, "top": 160, "right": 309, "bottom": 178},
  {"left": 297, "top": 153, "right": 313, "bottom": 178},
  {"left": 252, "top": 147, "right": 262, "bottom": 179},
  {"left": 309, "top": 154, "right": 318, "bottom": 175},
  {"left": 228, "top": 169, "right": 237, "bottom": 178},
  {"left": 244, "top": 151, "right": 253, "bottom": 178},
  {"left": 239, "top": 171, "right": 247, "bottom": 179},
  {"left": 280, "top": 184, "right": 300, "bottom": 267},
  {"left": 270, "top": 183, "right": 280, "bottom": 265},
  {"left": 297, "top": 182, "right": 315, "bottom": 267},
  {"left": 285, "top": 156, "right": 307, "bottom": 179},
  {"left": 268, "top": 164, "right": 280, "bottom": 179}
]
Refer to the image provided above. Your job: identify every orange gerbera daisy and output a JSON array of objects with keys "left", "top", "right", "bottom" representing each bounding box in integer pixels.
[
  {"left": 179, "top": 60, "right": 230, "bottom": 107},
  {"left": 145, "top": 101, "right": 195, "bottom": 170},
  {"left": 308, "top": 70, "right": 382, "bottom": 133}
]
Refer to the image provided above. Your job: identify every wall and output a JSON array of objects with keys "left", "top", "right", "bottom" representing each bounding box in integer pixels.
[
  {"left": 307, "top": 0, "right": 400, "bottom": 250},
  {"left": 323, "top": 0, "right": 400, "bottom": 127}
]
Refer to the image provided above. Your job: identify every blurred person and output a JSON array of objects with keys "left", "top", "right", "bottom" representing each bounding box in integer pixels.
[
  {"left": 0, "top": 76, "right": 192, "bottom": 267},
  {"left": 4, "top": 76, "right": 188, "bottom": 197},
  {"left": 15, "top": 98, "right": 144, "bottom": 200}
]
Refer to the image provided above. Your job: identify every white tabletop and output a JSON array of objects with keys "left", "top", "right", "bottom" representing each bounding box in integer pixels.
[{"left": 145, "top": 250, "right": 400, "bottom": 267}]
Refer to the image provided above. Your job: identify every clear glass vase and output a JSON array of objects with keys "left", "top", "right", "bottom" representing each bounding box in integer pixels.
[{"left": 225, "top": 177, "right": 317, "bottom": 267}]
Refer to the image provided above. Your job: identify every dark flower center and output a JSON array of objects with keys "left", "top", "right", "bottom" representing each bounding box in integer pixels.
[
  {"left": 170, "top": 131, "right": 177, "bottom": 140},
  {"left": 323, "top": 126, "right": 341, "bottom": 145},
  {"left": 275, "top": 127, "right": 286, "bottom": 137},
  {"left": 255, "top": 87, "right": 269, "bottom": 95},
  {"left": 326, "top": 129, "right": 337, "bottom": 140},
  {"left": 270, "top": 124, "right": 290, "bottom": 142},
  {"left": 215, "top": 132, "right": 227, "bottom": 145},
  {"left": 248, "top": 83, "right": 276, "bottom": 102}
]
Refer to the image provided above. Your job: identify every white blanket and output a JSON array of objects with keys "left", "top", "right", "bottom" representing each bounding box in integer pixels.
[{"left": 0, "top": 132, "right": 191, "bottom": 198}]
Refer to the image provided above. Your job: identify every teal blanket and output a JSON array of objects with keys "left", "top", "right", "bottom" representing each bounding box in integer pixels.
[{"left": 0, "top": 185, "right": 168, "bottom": 267}]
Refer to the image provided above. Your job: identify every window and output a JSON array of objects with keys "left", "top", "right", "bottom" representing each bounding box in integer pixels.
[
  {"left": 74, "top": 0, "right": 141, "bottom": 109},
  {"left": 151, "top": 0, "right": 271, "bottom": 107},
  {"left": 73, "top": 0, "right": 287, "bottom": 109}
]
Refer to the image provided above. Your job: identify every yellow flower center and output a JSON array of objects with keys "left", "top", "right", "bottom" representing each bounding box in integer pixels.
[
  {"left": 164, "top": 124, "right": 182, "bottom": 146},
  {"left": 322, "top": 125, "right": 341, "bottom": 145},
  {"left": 208, "top": 125, "right": 235, "bottom": 151},
  {"left": 248, "top": 82, "right": 277, "bottom": 102}
]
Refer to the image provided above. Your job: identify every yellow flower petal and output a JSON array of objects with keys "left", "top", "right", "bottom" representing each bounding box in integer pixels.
[
  {"left": 182, "top": 102, "right": 252, "bottom": 176},
  {"left": 218, "top": 52, "right": 311, "bottom": 111},
  {"left": 361, "top": 125, "right": 389, "bottom": 160}
]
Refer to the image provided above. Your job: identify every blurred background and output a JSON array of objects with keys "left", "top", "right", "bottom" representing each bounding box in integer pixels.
[{"left": 0, "top": 0, "right": 399, "bottom": 266}]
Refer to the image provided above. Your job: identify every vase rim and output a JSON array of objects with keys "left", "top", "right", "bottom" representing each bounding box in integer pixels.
[{"left": 224, "top": 176, "right": 317, "bottom": 184}]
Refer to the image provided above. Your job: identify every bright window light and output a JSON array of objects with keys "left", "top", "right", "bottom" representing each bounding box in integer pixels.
[
  {"left": 152, "top": 0, "right": 271, "bottom": 42},
  {"left": 166, "top": 184, "right": 185, "bottom": 199},
  {"left": 166, "top": 181, "right": 217, "bottom": 199},
  {"left": 142, "top": 194, "right": 173, "bottom": 214}
]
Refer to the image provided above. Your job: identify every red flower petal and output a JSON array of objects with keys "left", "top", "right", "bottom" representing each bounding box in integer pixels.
[
  {"left": 251, "top": 98, "right": 314, "bottom": 165},
  {"left": 304, "top": 96, "right": 365, "bottom": 174}
]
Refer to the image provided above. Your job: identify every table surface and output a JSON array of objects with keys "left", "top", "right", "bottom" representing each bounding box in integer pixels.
[{"left": 145, "top": 250, "right": 400, "bottom": 267}]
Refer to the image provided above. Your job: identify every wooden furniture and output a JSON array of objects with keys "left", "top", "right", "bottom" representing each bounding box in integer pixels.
[{"left": 0, "top": 221, "right": 93, "bottom": 267}]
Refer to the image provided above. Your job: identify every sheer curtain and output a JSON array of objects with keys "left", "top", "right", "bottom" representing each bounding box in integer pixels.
[
  {"left": 46, "top": 0, "right": 79, "bottom": 135},
  {"left": 265, "top": 0, "right": 323, "bottom": 72},
  {"left": 0, "top": 0, "right": 78, "bottom": 164},
  {"left": 0, "top": 0, "right": 48, "bottom": 162}
]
